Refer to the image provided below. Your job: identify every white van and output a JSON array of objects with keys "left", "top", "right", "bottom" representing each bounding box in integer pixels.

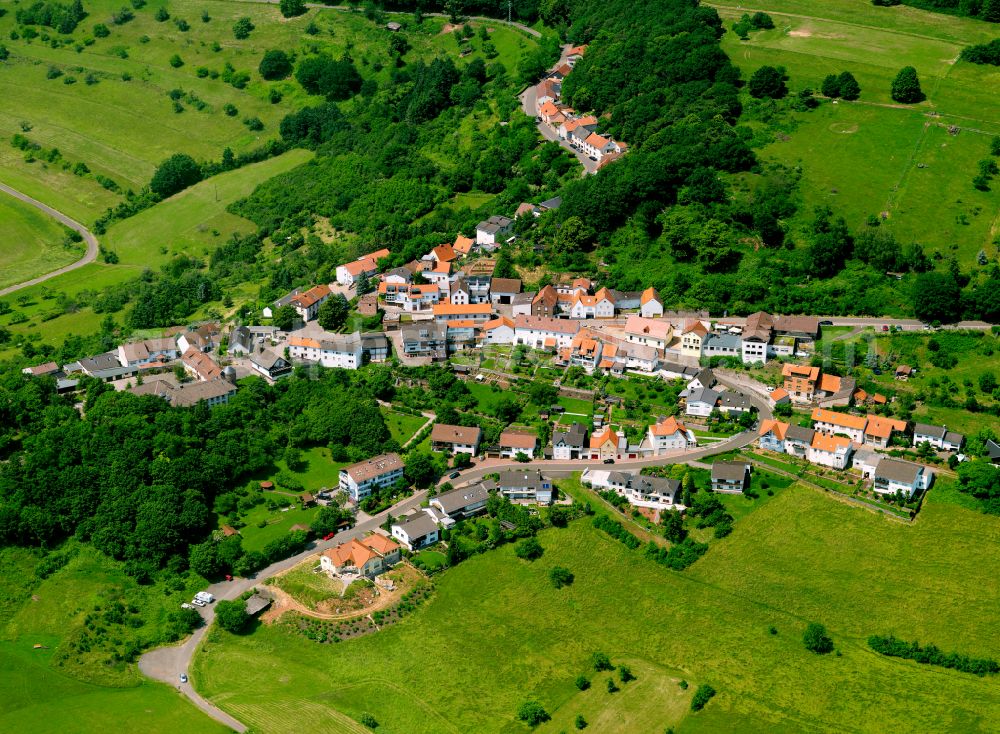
[{"left": 194, "top": 591, "right": 215, "bottom": 604}]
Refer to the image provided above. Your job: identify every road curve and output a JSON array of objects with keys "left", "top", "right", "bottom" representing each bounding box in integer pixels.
[
  {"left": 138, "top": 489, "right": 428, "bottom": 733},
  {"left": 0, "top": 183, "right": 99, "bottom": 297}
]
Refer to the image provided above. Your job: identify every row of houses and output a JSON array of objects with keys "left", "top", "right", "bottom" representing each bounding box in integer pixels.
[
  {"left": 758, "top": 419, "right": 936, "bottom": 497},
  {"left": 428, "top": 415, "right": 697, "bottom": 463}
]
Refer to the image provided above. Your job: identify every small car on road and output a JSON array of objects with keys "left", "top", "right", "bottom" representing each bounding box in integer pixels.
[
  {"left": 449, "top": 471, "right": 461, "bottom": 479},
  {"left": 179, "top": 673, "right": 188, "bottom": 684}
]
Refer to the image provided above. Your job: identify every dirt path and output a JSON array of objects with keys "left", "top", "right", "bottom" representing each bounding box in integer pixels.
[{"left": 0, "top": 182, "right": 99, "bottom": 297}]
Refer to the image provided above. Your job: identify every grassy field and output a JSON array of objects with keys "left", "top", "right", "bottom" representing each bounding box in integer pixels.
[
  {"left": 237, "top": 502, "right": 320, "bottom": 552},
  {"left": 0, "top": 546, "right": 227, "bottom": 733},
  {"left": 713, "top": 0, "right": 1000, "bottom": 262},
  {"left": 0, "top": 190, "right": 81, "bottom": 288},
  {"left": 0, "top": 149, "right": 310, "bottom": 359},
  {"left": 273, "top": 560, "right": 342, "bottom": 610},
  {"left": 380, "top": 407, "right": 428, "bottom": 447},
  {"left": 194, "top": 483, "right": 1000, "bottom": 733}
]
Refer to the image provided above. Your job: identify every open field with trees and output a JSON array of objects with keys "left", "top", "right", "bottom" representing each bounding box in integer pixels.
[
  {"left": 0, "top": 190, "right": 81, "bottom": 288},
  {"left": 0, "top": 546, "right": 227, "bottom": 732},
  {"left": 193, "top": 484, "right": 1000, "bottom": 733},
  {"left": 712, "top": 0, "right": 1000, "bottom": 262}
]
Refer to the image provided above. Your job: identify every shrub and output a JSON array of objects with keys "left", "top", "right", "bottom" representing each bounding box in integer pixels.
[
  {"left": 233, "top": 16, "right": 254, "bottom": 39},
  {"left": 93, "top": 23, "right": 109, "bottom": 37},
  {"left": 575, "top": 714, "right": 587, "bottom": 729},
  {"left": 223, "top": 103, "right": 238, "bottom": 116},
  {"left": 549, "top": 566, "right": 573, "bottom": 588},
  {"left": 516, "top": 700, "right": 549, "bottom": 727},
  {"left": 514, "top": 537, "right": 543, "bottom": 561},
  {"left": 574, "top": 674, "right": 590, "bottom": 690},
  {"left": 359, "top": 712, "right": 378, "bottom": 729},
  {"left": 618, "top": 665, "right": 635, "bottom": 683},
  {"left": 803, "top": 622, "right": 834, "bottom": 654},
  {"left": 243, "top": 116, "right": 264, "bottom": 131},
  {"left": 606, "top": 678, "right": 619, "bottom": 693},
  {"left": 169, "top": 53, "right": 183, "bottom": 68},
  {"left": 592, "top": 651, "right": 613, "bottom": 671},
  {"left": 155, "top": 6, "right": 169, "bottom": 21},
  {"left": 690, "top": 684, "right": 716, "bottom": 711},
  {"left": 214, "top": 599, "right": 249, "bottom": 633},
  {"left": 259, "top": 49, "right": 292, "bottom": 80}
]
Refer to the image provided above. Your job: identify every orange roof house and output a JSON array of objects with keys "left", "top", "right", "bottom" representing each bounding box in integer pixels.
[
  {"left": 432, "top": 244, "right": 457, "bottom": 263},
  {"left": 453, "top": 234, "right": 475, "bottom": 255},
  {"left": 650, "top": 416, "right": 689, "bottom": 437},
  {"left": 640, "top": 287, "right": 659, "bottom": 305}
]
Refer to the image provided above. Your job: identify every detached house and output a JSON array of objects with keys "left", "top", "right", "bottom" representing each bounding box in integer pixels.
[
  {"left": 913, "top": 423, "right": 964, "bottom": 452},
  {"left": 339, "top": 453, "right": 405, "bottom": 502},
  {"left": 873, "top": 458, "right": 932, "bottom": 498},
  {"left": 433, "top": 302, "right": 493, "bottom": 324},
  {"left": 625, "top": 315, "right": 672, "bottom": 351},
  {"left": 391, "top": 513, "right": 440, "bottom": 551},
  {"left": 181, "top": 347, "right": 222, "bottom": 381},
  {"left": 249, "top": 349, "right": 292, "bottom": 380},
  {"left": 685, "top": 387, "right": 720, "bottom": 417},
  {"left": 782, "top": 363, "right": 821, "bottom": 403},
  {"left": 681, "top": 320, "right": 708, "bottom": 359},
  {"left": 288, "top": 333, "right": 364, "bottom": 370},
  {"left": 430, "top": 484, "right": 490, "bottom": 520},
  {"left": 483, "top": 316, "right": 516, "bottom": 345},
  {"left": 498, "top": 430, "right": 538, "bottom": 459},
  {"left": 863, "top": 415, "right": 908, "bottom": 449},
  {"left": 336, "top": 248, "right": 389, "bottom": 286},
  {"left": 514, "top": 315, "right": 580, "bottom": 350},
  {"left": 589, "top": 425, "right": 626, "bottom": 461},
  {"left": 430, "top": 424, "right": 482, "bottom": 456},
  {"left": 320, "top": 534, "right": 401, "bottom": 578},
  {"left": 475, "top": 215, "right": 514, "bottom": 249},
  {"left": 758, "top": 420, "right": 814, "bottom": 459},
  {"left": 552, "top": 422, "right": 588, "bottom": 460},
  {"left": 289, "top": 284, "right": 331, "bottom": 321},
  {"left": 497, "top": 469, "right": 553, "bottom": 505},
  {"left": 711, "top": 461, "right": 750, "bottom": 494},
  {"left": 647, "top": 416, "right": 696, "bottom": 454}
]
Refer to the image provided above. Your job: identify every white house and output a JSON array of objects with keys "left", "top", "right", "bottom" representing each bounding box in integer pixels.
[
  {"left": 497, "top": 469, "right": 553, "bottom": 505},
  {"left": 873, "top": 458, "right": 932, "bottom": 498},
  {"left": 639, "top": 287, "right": 663, "bottom": 318},
  {"left": 336, "top": 248, "right": 389, "bottom": 286},
  {"left": 685, "top": 387, "right": 719, "bottom": 417},
  {"left": 430, "top": 484, "right": 490, "bottom": 520},
  {"left": 568, "top": 288, "right": 616, "bottom": 319},
  {"left": 475, "top": 215, "right": 513, "bottom": 249},
  {"left": 498, "top": 430, "right": 538, "bottom": 459},
  {"left": 624, "top": 315, "right": 672, "bottom": 351},
  {"left": 482, "top": 316, "right": 516, "bottom": 345},
  {"left": 287, "top": 333, "right": 364, "bottom": 370},
  {"left": 320, "top": 534, "right": 401, "bottom": 578},
  {"left": 289, "top": 284, "right": 331, "bottom": 321},
  {"left": 811, "top": 408, "right": 867, "bottom": 444},
  {"left": 339, "top": 453, "right": 405, "bottom": 502},
  {"left": 552, "top": 423, "right": 587, "bottom": 460},
  {"left": 647, "top": 416, "right": 696, "bottom": 454},
  {"left": 513, "top": 315, "right": 580, "bottom": 349},
  {"left": 430, "top": 424, "right": 482, "bottom": 456},
  {"left": 580, "top": 132, "right": 621, "bottom": 161},
  {"left": 807, "top": 433, "right": 853, "bottom": 469},
  {"left": 912, "top": 423, "right": 964, "bottom": 452},
  {"left": 390, "top": 513, "right": 440, "bottom": 551}
]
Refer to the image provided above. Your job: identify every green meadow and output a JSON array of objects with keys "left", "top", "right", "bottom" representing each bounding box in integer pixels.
[
  {"left": 0, "top": 190, "right": 80, "bottom": 289},
  {"left": 0, "top": 546, "right": 227, "bottom": 733},
  {"left": 713, "top": 0, "right": 1000, "bottom": 262},
  {"left": 0, "top": 149, "right": 311, "bottom": 358},
  {"left": 194, "top": 484, "right": 1000, "bottom": 733}
]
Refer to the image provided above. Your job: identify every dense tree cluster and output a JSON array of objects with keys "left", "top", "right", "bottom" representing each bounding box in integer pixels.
[
  {"left": 868, "top": 634, "right": 1000, "bottom": 675},
  {"left": 0, "top": 368, "right": 392, "bottom": 576},
  {"left": 960, "top": 38, "right": 1000, "bottom": 64},
  {"left": 16, "top": 0, "right": 86, "bottom": 33}
]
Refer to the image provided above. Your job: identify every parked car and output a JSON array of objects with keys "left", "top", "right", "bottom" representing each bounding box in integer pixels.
[
  {"left": 191, "top": 599, "right": 206, "bottom": 607},
  {"left": 819, "top": 320, "right": 833, "bottom": 326},
  {"left": 588, "top": 156, "right": 597, "bottom": 161},
  {"left": 179, "top": 673, "right": 188, "bottom": 683},
  {"left": 323, "top": 532, "right": 336, "bottom": 541},
  {"left": 882, "top": 325, "right": 889, "bottom": 332},
  {"left": 603, "top": 458, "right": 615, "bottom": 464},
  {"left": 449, "top": 471, "right": 461, "bottom": 479}
]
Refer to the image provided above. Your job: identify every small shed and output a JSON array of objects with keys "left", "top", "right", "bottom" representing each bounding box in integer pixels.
[
  {"left": 260, "top": 481, "right": 274, "bottom": 491},
  {"left": 221, "top": 524, "right": 239, "bottom": 537},
  {"left": 300, "top": 493, "right": 316, "bottom": 507},
  {"left": 386, "top": 21, "right": 402, "bottom": 31},
  {"left": 245, "top": 593, "right": 272, "bottom": 616}
]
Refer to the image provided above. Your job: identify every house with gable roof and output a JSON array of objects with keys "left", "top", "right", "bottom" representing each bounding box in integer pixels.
[{"left": 647, "top": 416, "right": 697, "bottom": 454}]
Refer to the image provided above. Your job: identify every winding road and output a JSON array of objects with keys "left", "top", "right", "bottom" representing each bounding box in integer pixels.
[
  {"left": 139, "top": 372, "right": 767, "bottom": 731},
  {"left": 0, "top": 183, "right": 99, "bottom": 297}
]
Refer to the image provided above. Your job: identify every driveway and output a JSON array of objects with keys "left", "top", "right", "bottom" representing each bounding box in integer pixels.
[
  {"left": 0, "top": 182, "right": 99, "bottom": 296},
  {"left": 138, "top": 490, "right": 428, "bottom": 732}
]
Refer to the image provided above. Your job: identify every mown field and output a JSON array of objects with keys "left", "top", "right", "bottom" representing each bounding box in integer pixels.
[
  {"left": 194, "top": 484, "right": 1000, "bottom": 733},
  {"left": 712, "top": 0, "right": 1000, "bottom": 263},
  {"left": 0, "top": 190, "right": 80, "bottom": 289},
  {"left": 0, "top": 546, "right": 227, "bottom": 733},
  {"left": 0, "top": 148, "right": 311, "bottom": 359}
]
